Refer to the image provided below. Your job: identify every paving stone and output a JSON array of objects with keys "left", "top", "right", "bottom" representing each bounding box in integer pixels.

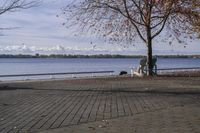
[{"left": 0, "top": 77, "right": 199, "bottom": 133}]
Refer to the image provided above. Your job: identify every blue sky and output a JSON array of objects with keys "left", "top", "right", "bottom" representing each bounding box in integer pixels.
[{"left": 0, "top": 0, "right": 199, "bottom": 55}]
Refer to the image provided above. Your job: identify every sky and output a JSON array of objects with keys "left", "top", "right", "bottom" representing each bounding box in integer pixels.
[{"left": 0, "top": 0, "right": 199, "bottom": 55}]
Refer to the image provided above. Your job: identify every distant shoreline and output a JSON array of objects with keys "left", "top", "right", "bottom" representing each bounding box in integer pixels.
[{"left": 0, "top": 54, "right": 200, "bottom": 59}]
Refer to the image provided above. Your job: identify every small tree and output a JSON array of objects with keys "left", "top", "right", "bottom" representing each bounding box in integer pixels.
[
  {"left": 0, "top": 0, "right": 39, "bottom": 36},
  {"left": 0, "top": 0, "right": 39, "bottom": 15},
  {"left": 64, "top": 0, "right": 200, "bottom": 76}
]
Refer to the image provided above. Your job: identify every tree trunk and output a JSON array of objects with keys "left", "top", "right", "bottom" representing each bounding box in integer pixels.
[{"left": 146, "top": 27, "right": 153, "bottom": 76}]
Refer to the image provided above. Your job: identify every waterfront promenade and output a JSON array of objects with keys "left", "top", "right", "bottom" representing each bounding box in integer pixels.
[{"left": 0, "top": 76, "right": 200, "bottom": 133}]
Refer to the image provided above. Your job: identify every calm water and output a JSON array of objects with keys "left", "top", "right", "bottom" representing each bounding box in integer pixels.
[{"left": 0, "top": 58, "right": 199, "bottom": 80}]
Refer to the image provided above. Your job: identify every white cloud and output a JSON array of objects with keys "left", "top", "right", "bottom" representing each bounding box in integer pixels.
[{"left": 0, "top": 42, "right": 147, "bottom": 55}]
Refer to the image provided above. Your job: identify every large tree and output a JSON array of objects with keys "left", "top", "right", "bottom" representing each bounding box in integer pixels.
[
  {"left": 64, "top": 0, "right": 200, "bottom": 76},
  {"left": 194, "top": 19, "right": 200, "bottom": 38}
]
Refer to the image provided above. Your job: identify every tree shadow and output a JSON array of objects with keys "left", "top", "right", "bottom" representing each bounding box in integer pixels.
[
  {"left": 0, "top": 85, "right": 200, "bottom": 96},
  {"left": 28, "top": 88, "right": 200, "bottom": 96},
  {"left": 0, "top": 86, "right": 33, "bottom": 91}
]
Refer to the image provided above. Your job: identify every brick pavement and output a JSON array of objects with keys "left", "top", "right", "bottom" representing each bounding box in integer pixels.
[
  {"left": 41, "top": 104, "right": 200, "bottom": 133},
  {"left": 0, "top": 77, "right": 200, "bottom": 133}
]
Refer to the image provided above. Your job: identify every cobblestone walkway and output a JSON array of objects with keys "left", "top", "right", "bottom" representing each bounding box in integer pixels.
[{"left": 0, "top": 87, "right": 200, "bottom": 133}]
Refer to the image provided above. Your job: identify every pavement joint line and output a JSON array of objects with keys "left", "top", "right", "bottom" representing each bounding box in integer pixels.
[
  {"left": 9, "top": 94, "right": 62, "bottom": 133},
  {"left": 49, "top": 90, "right": 83, "bottom": 129},
  {"left": 69, "top": 90, "right": 94, "bottom": 125},
  {"left": 46, "top": 91, "right": 80, "bottom": 129},
  {"left": 85, "top": 89, "right": 99, "bottom": 122},
  {"left": 39, "top": 91, "right": 78, "bottom": 130},
  {"left": 29, "top": 96, "right": 68, "bottom": 130},
  {"left": 0, "top": 94, "right": 57, "bottom": 133},
  {"left": 77, "top": 91, "right": 96, "bottom": 123},
  {"left": 0, "top": 94, "right": 41, "bottom": 115},
  {"left": 61, "top": 90, "right": 92, "bottom": 126},
  {"left": 0, "top": 94, "right": 50, "bottom": 127},
  {"left": 54, "top": 89, "right": 86, "bottom": 128},
  {"left": 36, "top": 103, "right": 200, "bottom": 133}
]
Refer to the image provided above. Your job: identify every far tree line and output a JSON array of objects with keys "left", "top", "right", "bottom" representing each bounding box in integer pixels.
[{"left": 0, "top": 54, "right": 200, "bottom": 59}]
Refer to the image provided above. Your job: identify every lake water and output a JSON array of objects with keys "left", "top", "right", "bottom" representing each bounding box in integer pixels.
[{"left": 0, "top": 58, "right": 199, "bottom": 81}]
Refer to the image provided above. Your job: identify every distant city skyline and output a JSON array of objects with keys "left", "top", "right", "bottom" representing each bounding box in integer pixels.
[{"left": 0, "top": 0, "right": 199, "bottom": 55}]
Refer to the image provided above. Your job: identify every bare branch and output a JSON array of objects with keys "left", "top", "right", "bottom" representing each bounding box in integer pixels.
[
  {"left": 0, "top": 0, "right": 40, "bottom": 15},
  {"left": 63, "top": 0, "right": 200, "bottom": 46}
]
